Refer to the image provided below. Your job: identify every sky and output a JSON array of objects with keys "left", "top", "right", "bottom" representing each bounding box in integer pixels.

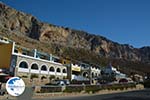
[{"left": 1, "top": 0, "right": 150, "bottom": 48}]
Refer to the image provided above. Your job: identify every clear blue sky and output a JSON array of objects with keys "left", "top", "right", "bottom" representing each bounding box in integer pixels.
[{"left": 1, "top": 0, "right": 150, "bottom": 48}]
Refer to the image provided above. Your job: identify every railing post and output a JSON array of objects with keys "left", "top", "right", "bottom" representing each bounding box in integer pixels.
[{"left": 34, "top": 49, "right": 37, "bottom": 58}]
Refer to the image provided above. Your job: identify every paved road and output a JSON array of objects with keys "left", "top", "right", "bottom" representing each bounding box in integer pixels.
[{"left": 34, "top": 89, "right": 150, "bottom": 100}]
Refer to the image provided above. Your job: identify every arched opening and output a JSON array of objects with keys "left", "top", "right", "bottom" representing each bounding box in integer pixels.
[
  {"left": 63, "top": 69, "right": 67, "bottom": 73},
  {"left": 19, "top": 61, "right": 28, "bottom": 68},
  {"left": 95, "top": 73, "right": 97, "bottom": 77},
  {"left": 49, "top": 67, "right": 55, "bottom": 72},
  {"left": 41, "top": 65, "right": 47, "bottom": 71},
  {"left": 83, "top": 72, "right": 88, "bottom": 78},
  {"left": 41, "top": 76, "right": 47, "bottom": 80},
  {"left": 56, "top": 68, "right": 61, "bottom": 73},
  {"left": 31, "top": 63, "right": 39, "bottom": 70}
]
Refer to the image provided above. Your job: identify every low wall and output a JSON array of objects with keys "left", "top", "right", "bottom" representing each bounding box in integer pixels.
[
  {"left": 32, "top": 84, "right": 144, "bottom": 99},
  {"left": 0, "top": 84, "right": 144, "bottom": 100},
  {"left": 37, "top": 83, "right": 137, "bottom": 93}
]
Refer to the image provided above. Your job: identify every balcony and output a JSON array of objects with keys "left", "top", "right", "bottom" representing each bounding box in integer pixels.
[{"left": 18, "top": 68, "right": 29, "bottom": 73}]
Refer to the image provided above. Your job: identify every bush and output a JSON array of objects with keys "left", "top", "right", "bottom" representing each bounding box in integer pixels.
[
  {"left": 85, "top": 85, "right": 101, "bottom": 93},
  {"left": 101, "top": 83, "right": 136, "bottom": 91},
  {"left": 144, "top": 80, "right": 150, "bottom": 88},
  {"left": 40, "top": 86, "right": 62, "bottom": 93},
  {"left": 64, "top": 85, "right": 84, "bottom": 93}
]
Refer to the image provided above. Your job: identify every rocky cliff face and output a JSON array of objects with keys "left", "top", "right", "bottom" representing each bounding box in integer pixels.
[
  {"left": 139, "top": 46, "right": 150, "bottom": 63},
  {"left": 0, "top": 2, "right": 150, "bottom": 64}
]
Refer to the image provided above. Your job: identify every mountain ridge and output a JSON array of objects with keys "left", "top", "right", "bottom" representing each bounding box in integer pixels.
[{"left": 0, "top": 2, "right": 150, "bottom": 74}]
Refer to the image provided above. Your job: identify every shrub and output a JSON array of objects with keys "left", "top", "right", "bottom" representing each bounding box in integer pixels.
[
  {"left": 85, "top": 85, "right": 101, "bottom": 93},
  {"left": 144, "top": 80, "right": 150, "bottom": 88},
  {"left": 64, "top": 85, "right": 84, "bottom": 93},
  {"left": 101, "top": 83, "right": 136, "bottom": 91},
  {"left": 40, "top": 86, "right": 62, "bottom": 93}
]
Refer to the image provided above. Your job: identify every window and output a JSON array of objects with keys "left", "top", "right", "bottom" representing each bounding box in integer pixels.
[
  {"left": 49, "top": 67, "right": 55, "bottom": 72},
  {"left": 56, "top": 68, "right": 61, "bottom": 73},
  {"left": 14, "top": 49, "right": 18, "bottom": 53},
  {"left": 95, "top": 73, "right": 97, "bottom": 77},
  {"left": 92, "top": 72, "right": 94, "bottom": 78},
  {"left": 41, "top": 65, "right": 47, "bottom": 71},
  {"left": 31, "top": 63, "right": 38, "bottom": 70},
  {"left": 22, "top": 52, "right": 27, "bottom": 55},
  {"left": 19, "top": 61, "right": 28, "bottom": 68},
  {"left": 63, "top": 69, "right": 66, "bottom": 73},
  {"left": 83, "top": 72, "right": 88, "bottom": 77}
]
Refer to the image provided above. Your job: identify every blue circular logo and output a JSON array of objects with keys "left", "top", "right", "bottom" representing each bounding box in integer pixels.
[{"left": 6, "top": 77, "right": 25, "bottom": 96}]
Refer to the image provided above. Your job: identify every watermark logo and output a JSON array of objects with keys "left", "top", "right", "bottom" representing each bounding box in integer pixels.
[{"left": 6, "top": 77, "right": 25, "bottom": 96}]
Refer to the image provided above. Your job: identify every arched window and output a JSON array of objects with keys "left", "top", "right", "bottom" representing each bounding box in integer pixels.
[
  {"left": 31, "top": 63, "right": 38, "bottom": 70},
  {"left": 95, "top": 73, "right": 97, "bottom": 77},
  {"left": 41, "top": 65, "right": 47, "bottom": 71},
  {"left": 83, "top": 72, "right": 88, "bottom": 77},
  {"left": 56, "top": 68, "right": 61, "bottom": 73},
  {"left": 49, "top": 67, "right": 55, "bottom": 72},
  {"left": 63, "top": 69, "right": 66, "bottom": 73},
  {"left": 19, "top": 61, "right": 28, "bottom": 68}
]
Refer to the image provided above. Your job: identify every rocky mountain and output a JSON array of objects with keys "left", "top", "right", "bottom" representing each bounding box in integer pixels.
[{"left": 0, "top": 2, "right": 150, "bottom": 74}]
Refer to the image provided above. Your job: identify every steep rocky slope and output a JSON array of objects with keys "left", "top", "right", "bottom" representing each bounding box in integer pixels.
[{"left": 0, "top": 2, "right": 150, "bottom": 74}]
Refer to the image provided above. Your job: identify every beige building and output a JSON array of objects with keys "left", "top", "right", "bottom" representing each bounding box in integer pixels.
[{"left": 0, "top": 36, "right": 67, "bottom": 85}]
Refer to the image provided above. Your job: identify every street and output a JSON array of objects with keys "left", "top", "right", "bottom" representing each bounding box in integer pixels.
[{"left": 34, "top": 89, "right": 150, "bottom": 100}]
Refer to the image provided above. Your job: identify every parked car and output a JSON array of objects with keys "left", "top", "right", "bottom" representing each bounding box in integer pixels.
[
  {"left": 119, "top": 78, "right": 128, "bottom": 83},
  {"left": 46, "top": 79, "right": 70, "bottom": 86},
  {"left": 54, "top": 79, "right": 70, "bottom": 86}
]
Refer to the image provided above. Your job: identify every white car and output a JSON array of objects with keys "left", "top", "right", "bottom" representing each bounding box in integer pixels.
[{"left": 55, "top": 80, "right": 70, "bottom": 86}]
